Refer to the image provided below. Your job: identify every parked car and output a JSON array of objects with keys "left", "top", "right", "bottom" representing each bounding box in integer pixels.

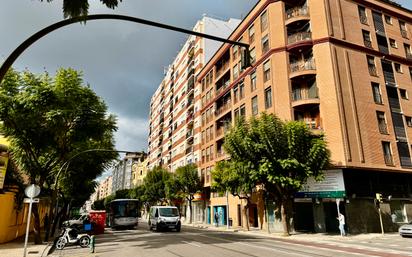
[
  {"left": 63, "top": 214, "right": 89, "bottom": 228},
  {"left": 148, "top": 206, "right": 181, "bottom": 232},
  {"left": 399, "top": 221, "right": 412, "bottom": 237}
]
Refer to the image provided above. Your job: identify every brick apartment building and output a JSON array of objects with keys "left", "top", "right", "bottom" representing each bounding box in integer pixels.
[
  {"left": 147, "top": 16, "right": 240, "bottom": 222},
  {"left": 197, "top": 0, "right": 412, "bottom": 233}
]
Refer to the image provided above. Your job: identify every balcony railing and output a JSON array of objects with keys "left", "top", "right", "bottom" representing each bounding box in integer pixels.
[
  {"left": 401, "top": 30, "right": 408, "bottom": 39},
  {"left": 288, "top": 31, "right": 312, "bottom": 44},
  {"left": 290, "top": 58, "right": 316, "bottom": 73},
  {"left": 292, "top": 86, "right": 319, "bottom": 101},
  {"left": 384, "top": 154, "right": 394, "bottom": 166},
  {"left": 215, "top": 102, "right": 231, "bottom": 117},
  {"left": 215, "top": 62, "right": 230, "bottom": 78},
  {"left": 360, "top": 15, "right": 368, "bottom": 25},
  {"left": 378, "top": 123, "right": 388, "bottom": 134},
  {"left": 286, "top": 6, "right": 309, "bottom": 20},
  {"left": 215, "top": 81, "right": 230, "bottom": 96},
  {"left": 368, "top": 66, "right": 378, "bottom": 76},
  {"left": 364, "top": 40, "right": 372, "bottom": 48},
  {"left": 406, "top": 52, "right": 412, "bottom": 60}
]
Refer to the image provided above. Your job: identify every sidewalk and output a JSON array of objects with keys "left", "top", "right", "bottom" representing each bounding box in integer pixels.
[
  {"left": 182, "top": 222, "right": 399, "bottom": 242},
  {"left": 0, "top": 232, "right": 52, "bottom": 257}
]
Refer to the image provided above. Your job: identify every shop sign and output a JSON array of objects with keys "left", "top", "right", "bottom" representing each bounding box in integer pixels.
[
  {"left": 295, "top": 169, "right": 346, "bottom": 198},
  {"left": 193, "top": 192, "right": 204, "bottom": 201}
]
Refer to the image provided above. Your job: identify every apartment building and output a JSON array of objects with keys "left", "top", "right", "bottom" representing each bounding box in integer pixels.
[
  {"left": 131, "top": 154, "right": 148, "bottom": 187},
  {"left": 112, "top": 152, "right": 146, "bottom": 193},
  {"left": 198, "top": 0, "right": 412, "bottom": 233},
  {"left": 98, "top": 175, "right": 113, "bottom": 200},
  {"left": 147, "top": 16, "right": 241, "bottom": 222}
]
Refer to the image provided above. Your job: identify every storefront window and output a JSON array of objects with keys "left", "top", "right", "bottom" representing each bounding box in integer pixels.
[{"left": 390, "top": 200, "right": 407, "bottom": 223}]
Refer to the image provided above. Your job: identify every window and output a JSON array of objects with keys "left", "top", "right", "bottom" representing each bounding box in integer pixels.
[
  {"left": 395, "top": 63, "right": 402, "bottom": 73},
  {"left": 358, "top": 6, "right": 368, "bottom": 25},
  {"left": 263, "top": 61, "right": 271, "bottom": 82},
  {"left": 262, "top": 34, "right": 269, "bottom": 54},
  {"left": 250, "top": 48, "right": 256, "bottom": 64},
  {"left": 362, "top": 30, "right": 372, "bottom": 48},
  {"left": 239, "top": 82, "right": 245, "bottom": 99},
  {"left": 400, "top": 89, "right": 408, "bottom": 99},
  {"left": 250, "top": 71, "right": 257, "bottom": 91},
  {"left": 382, "top": 141, "right": 393, "bottom": 165},
  {"left": 233, "top": 64, "right": 239, "bottom": 79},
  {"left": 252, "top": 96, "right": 258, "bottom": 116},
  {"left": 406, "top": 116, "right": 412, "bottom": 127},
  {"left": 377, "top": 111, "right": 388, "bottom": 134},
  {"left": 384, "top": 15, "right": 392, "bottom": 24},
  {"left": 404, "top": 44, "right": 412, "bottom": 59},
  {"left": 367, "top": 55, "right": 377, "bottom": 76},
  {"left": 240, "top": 104, "right": 246, "bottom": 117},
  {"left": 372, "top": 83, "right": 383, "bottom": 104},
  {"left": 264, "top": 87, "right": 272, "bottom": 109},
  {"left": 248, "top": 25, "right": 255, "bottom": 43},
  {"left": 400, "top": 21, "right": 408, "bottom": 38},
  {"left": 233, "top": 85, "right": 239, "bottom": 103},
  {"left": 260, "top": 10, "right": 268, "bottom": 31},
  {"left": 389, "top": 38, "right": 397, "bottom": 48},
  {"left": 233, "top": 45, "right": 238, "bottom": 59},
  {"left": 410, "top": 67, "right": 412, "bottom": 80}
]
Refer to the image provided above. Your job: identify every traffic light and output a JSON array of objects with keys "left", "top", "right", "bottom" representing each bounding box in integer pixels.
[{"left": 376, "top": 193, "right": 383, "bottom": 203}]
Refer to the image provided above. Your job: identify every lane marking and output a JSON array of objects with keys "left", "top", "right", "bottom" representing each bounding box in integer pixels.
[{"left": 182, "top": 241, "right": 201, "bottom": 247}]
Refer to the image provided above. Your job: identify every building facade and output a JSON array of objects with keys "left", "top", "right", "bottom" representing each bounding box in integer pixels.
[
  {"left": 98, "top": 175, "right": 113, "bottom": 200},
  {"left": 147, "top": 16, "right": 241, "bottom": 223},
  {"left": 112, "top": 152, "right": 146, "bottom": 193},
  {"left": 132, "top": 154, "right": 148, "bottom": 187},
  {"left": 197, "top": 0, "right": 412, "bottom": 233}
]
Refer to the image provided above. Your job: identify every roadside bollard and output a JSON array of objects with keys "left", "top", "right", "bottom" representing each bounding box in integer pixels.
[{"left": 90, "top": 235, "right": 95, "bottom": 253}]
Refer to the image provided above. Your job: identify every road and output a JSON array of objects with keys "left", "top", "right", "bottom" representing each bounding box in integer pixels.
[{"left": 49, "top": 222, "right": 412, "bottom": 257}]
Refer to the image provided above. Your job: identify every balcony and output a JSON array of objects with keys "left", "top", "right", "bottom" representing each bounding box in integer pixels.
[
  {"left": 288, "top": 31, "right": 312, "bottom": 45},
  {"left": 289, "top": 58, "right": 316, "bottom": 78},
  {"left": 291, "top": 87, "right": 319, "bottom": 108},
  {"left": 401, "top": 30, "right": 408, "bottom": 39},
  {"left": 215, "top": 102, "right": 231, "bottom": 117},
  {"left": 378, "top": 122, "right": 388, "bottom": 134},
  {"left": 368, "top": 66, "right": 378, "bottom": 77},
  {"left": 384, "top": 154, "right": 394, "bottom": 166},
  {"left": 285, "top": 6, "right": 309, "bottom": 25},
  {"left": 215, "top": 62, "right": 230, "bottom": 79},
  {"left": 364, "top": 39, "right": 372, "bottom": 49},
  {"left": 406, "top": 52, "right": 412, "bottom": 60}
]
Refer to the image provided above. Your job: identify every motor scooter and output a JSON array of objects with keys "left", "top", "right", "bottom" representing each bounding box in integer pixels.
[{"left": 55, "top": 226, "right": 91, "bottom": 250}]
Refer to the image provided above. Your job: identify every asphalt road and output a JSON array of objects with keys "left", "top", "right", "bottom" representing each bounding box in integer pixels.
[{"left": 49, "top": 223, "right": 412, "bottom": 257}]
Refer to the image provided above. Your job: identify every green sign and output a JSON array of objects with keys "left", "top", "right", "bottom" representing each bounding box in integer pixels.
[{"left": 296, "top": 169, "right": 346, "bottom": 199}]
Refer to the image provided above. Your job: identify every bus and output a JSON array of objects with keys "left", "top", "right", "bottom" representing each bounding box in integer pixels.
[{"left": 109, "top": 199, "right": 140, "bottom": 229}]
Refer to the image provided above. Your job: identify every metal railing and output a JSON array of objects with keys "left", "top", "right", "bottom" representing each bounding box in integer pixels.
[
  {"left": 378, "top": 122, "right": 388, "bottom": 134},
  {"left": 288, "top": 31, "right": 312, "bottom": 44},
  {"left": 364, "top": 40, "right": 372, "bottom": 48},
  {"left": 384, "top": 154, "right": 394, "bottom": 166},
  {"left": 290, "top": 58, "right": 316, "bottom": 73},
  {"left": 286, "top": 6, "right": 309, "bottom": 20},
  {"left": 360, "top": 15, "right": 368, "bottom": 25},
  {"left": 368, "top": 66, "right": 378, "bottom": 76},
  {"left": 292, "top": 86, "right": 319, "bottom": 101}
]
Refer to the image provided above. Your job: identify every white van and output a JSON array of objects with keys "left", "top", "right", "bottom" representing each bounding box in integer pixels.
[{"left": 148, "top": 206, "right": 181, "bottom": 232}]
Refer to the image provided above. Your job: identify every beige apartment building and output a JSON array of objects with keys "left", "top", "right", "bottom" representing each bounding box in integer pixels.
[
  {"left": 197, "top": 0, "right": 412, "bottom": 233},
  {"left": 98, "top": 175, "right": 113, "bottom": 200},
  {"left": 132, "top": 156, "right": 148, "bottom": 187},
  {"left": 147, "top": 16, "right": 240, "bottom": 222}
]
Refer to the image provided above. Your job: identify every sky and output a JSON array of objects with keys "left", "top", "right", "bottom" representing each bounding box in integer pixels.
[{"left": 0, "top": 0, "right": 411, "bottom": 179}]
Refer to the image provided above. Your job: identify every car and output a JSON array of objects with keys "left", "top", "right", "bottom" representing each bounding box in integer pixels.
[
  {"left": 148, "top": 206, "right": 181, "bottom": 232},
  {"left": 63, "top": 214, "right": 89, "bottom": 228},
  {"left": 399, "top": 221, "right": 412, "bottom": 237}
]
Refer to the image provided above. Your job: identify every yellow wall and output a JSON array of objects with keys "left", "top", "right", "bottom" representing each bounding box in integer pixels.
[{"left": 0, "top": 191, "right": 49, "bottom": 244}]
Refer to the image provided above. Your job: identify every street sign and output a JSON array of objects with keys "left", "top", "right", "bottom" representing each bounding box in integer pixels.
[
  {"left": 295, "top": 169, "right": 346, "bottom": 198},
  {"left": 25, "top": 184, "right": 41, "bottom": 198},
  {"left": 23, "top": 198, "right": 39, "bottom": 203}
]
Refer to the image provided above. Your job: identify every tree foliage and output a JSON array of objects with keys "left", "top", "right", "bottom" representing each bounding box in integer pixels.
[
  {"left": 40, "top": 0, "right": 122, "bottom": 18},
  {"left": 220, "top": 113, "right": 330, "bottom": 235},
  {"left": 172, "top": 164, "right": 202, "bottom": 223},
  {"left": 142, "top": 166, "right": 171, "bottom": 205},
  {"left": 0, "top": 67, "right": 117, "bottom": 243}
]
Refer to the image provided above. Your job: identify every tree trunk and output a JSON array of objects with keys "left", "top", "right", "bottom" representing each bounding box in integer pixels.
[
  {"left": 243, "top": 199, "right": 250, "bottom": 231},
  {"left": 45, "top": 189, "right": 57, "bottom": 242},
  {"left": 280, "top": 198, "right": 293, "bottom": 236},
  {"left": 31, "top": 203, "right": 42, "bottom": 244},
  {"left": 188, "top": 198, "right": 193, "bottom": 224}
]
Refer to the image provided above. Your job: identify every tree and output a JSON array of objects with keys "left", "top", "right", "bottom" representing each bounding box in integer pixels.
[
  {"left": 222, "top": 113, "right": 330, "bottom": 235},
  {"left": 142, "top": 166, "right": 171, "bottom": 205},
  {"left": 212, "top": 160, "right": 257, "bottom": 230},
  {"left": 0, "top": 68, "right": 117, "bottom": 243},
  {"left": 40, "top": 0, "right": 122, "bottom": 18},
  {"left": 172, "top": 164, "right": 202, "bottom": 224}
]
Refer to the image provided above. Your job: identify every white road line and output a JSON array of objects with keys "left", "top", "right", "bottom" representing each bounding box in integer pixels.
[{"left": 182, "top": 241, "right": 201, "bottom": 247}]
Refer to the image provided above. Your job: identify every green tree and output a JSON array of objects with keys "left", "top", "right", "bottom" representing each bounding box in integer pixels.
[
  {"left": 0, "top": 68, "right": 117, "bottom": 243},
  {"left": 223, "top": 113, "right": 330, "bottom": 235},
  {"left": 173, "top": 164, "right": 202, "bottom": 224},
  {"left": 212, "top": 160, "right": 257, "bottom": 230},
  {"left": 40, "top": 0, "right": 122, "bottom": 18},
  {"left": 142, "top": 166, "right": 171, "bottom": 205}
]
